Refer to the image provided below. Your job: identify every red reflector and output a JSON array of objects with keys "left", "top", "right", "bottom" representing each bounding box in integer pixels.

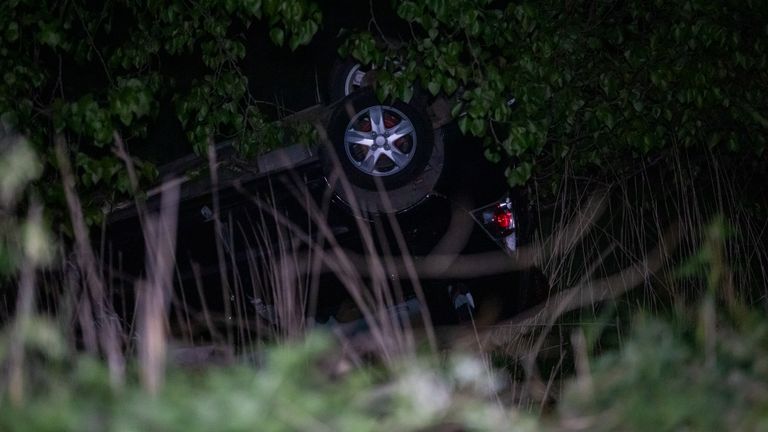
[{"left": 493, "top": 208, "right": 514, "bottom": 230}]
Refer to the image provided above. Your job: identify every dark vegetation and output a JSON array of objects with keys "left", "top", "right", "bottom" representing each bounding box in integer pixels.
[{"left": 1, "top": 0, "right": 767, "bottom": 430}]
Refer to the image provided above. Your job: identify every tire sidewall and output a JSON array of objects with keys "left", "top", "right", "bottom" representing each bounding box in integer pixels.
[{"left": 328, "top": 59, "right": 363, "bottom": 103}]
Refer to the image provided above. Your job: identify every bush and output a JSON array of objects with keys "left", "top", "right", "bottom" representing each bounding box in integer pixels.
[{"left": 351, "top": 0, "right": 768, "bottom": 187}]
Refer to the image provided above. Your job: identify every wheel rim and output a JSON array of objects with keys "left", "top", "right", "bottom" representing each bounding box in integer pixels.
[
  {"left": 343, "top": 64, "right": 367, "bottom": 96},
  {"left": 343, "top": 105, "right": 417, "bottom": 177}
]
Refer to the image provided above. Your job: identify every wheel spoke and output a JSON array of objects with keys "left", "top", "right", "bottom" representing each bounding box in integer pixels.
[
  {"left": 359, "top": 150, "right": 378, "bottom": 172},
  {"left": 345, "top": 129, "right": 374, "bottom": 146},
  {"left": 386, "top": 148, "right": 410, "bottom": 167},
  {"left": 369, "top": 106, "right": 385, "bottom": 134},
  {"left": 388, "top": 119, "right": 414, "bottom": 142}
]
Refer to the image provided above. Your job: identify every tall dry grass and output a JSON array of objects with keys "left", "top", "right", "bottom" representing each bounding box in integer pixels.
[{"left": 1, "top": 125, "right": 765, "bottom": 418}]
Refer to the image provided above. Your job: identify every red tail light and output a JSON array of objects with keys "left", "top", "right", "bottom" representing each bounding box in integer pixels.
[
  {"left": 493, "top": 208, "right": 514, "bottom": 230},
  {"left": 471, "top": 196, "right": 518, "bottom": 253}
]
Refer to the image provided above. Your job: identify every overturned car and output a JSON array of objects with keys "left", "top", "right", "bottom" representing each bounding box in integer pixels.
[
  {"left": 103, "top": 5, "right": 541, "bottom": 339},
  {"left": 104, "top": 93, "right": 539, "bottom": 341}
]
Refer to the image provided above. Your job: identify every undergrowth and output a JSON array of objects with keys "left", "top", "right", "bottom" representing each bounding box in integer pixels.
[{"left": 1, "top": 130, "right": 767, "bottom": 431}]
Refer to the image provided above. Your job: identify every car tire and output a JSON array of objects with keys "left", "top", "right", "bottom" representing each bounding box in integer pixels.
[
  {"left": 323, "top": 90, "right": 434, "bottom": 191},
  {"left": 328, "top": 59, "right": 371, "bottom": 102}
]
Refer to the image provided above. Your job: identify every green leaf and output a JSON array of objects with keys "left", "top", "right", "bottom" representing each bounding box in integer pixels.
[
  {"left": 450, "top": 102, "right": 464, "bottom": 118},
  {"left": 458, "top": 116, "right": 469, "bottom": 134},
  {"left": 443, "top": 77, "right": 457, "bottom": 95},
  {"left": 595, "top": 105, "right": 616, "bottom": 130},
  {"left": 270, "top": 28, "right": 284, "bottom": 46},
  {"left": 396, "top": 1, "right": 420, "bottom": 19},
  {"left": 5, "top": 22, "right": 19, "bottom": 42},
  {"left": 39, "top": 27, "right": 61, "bottom": 47},
  {"left": 484, "top": 147, "right": 501, "bottom": 163},
  {"left": 507, "top": 161, "right": 533, "bottom": 186},
  {"left": 118, "top": 110, "right": 132, "bottom": 126},
  {"left": 243, "top": 0, "right": 262, "bottom": 17},
  {"left": 427, "top": 81, "right": 441, "bottom": 96},
  {"left": 399, "top": 85, "right": 414, "bottom": 103},
  {"left": 469, "top": 118, "right": 486, "bottom": 136}
]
